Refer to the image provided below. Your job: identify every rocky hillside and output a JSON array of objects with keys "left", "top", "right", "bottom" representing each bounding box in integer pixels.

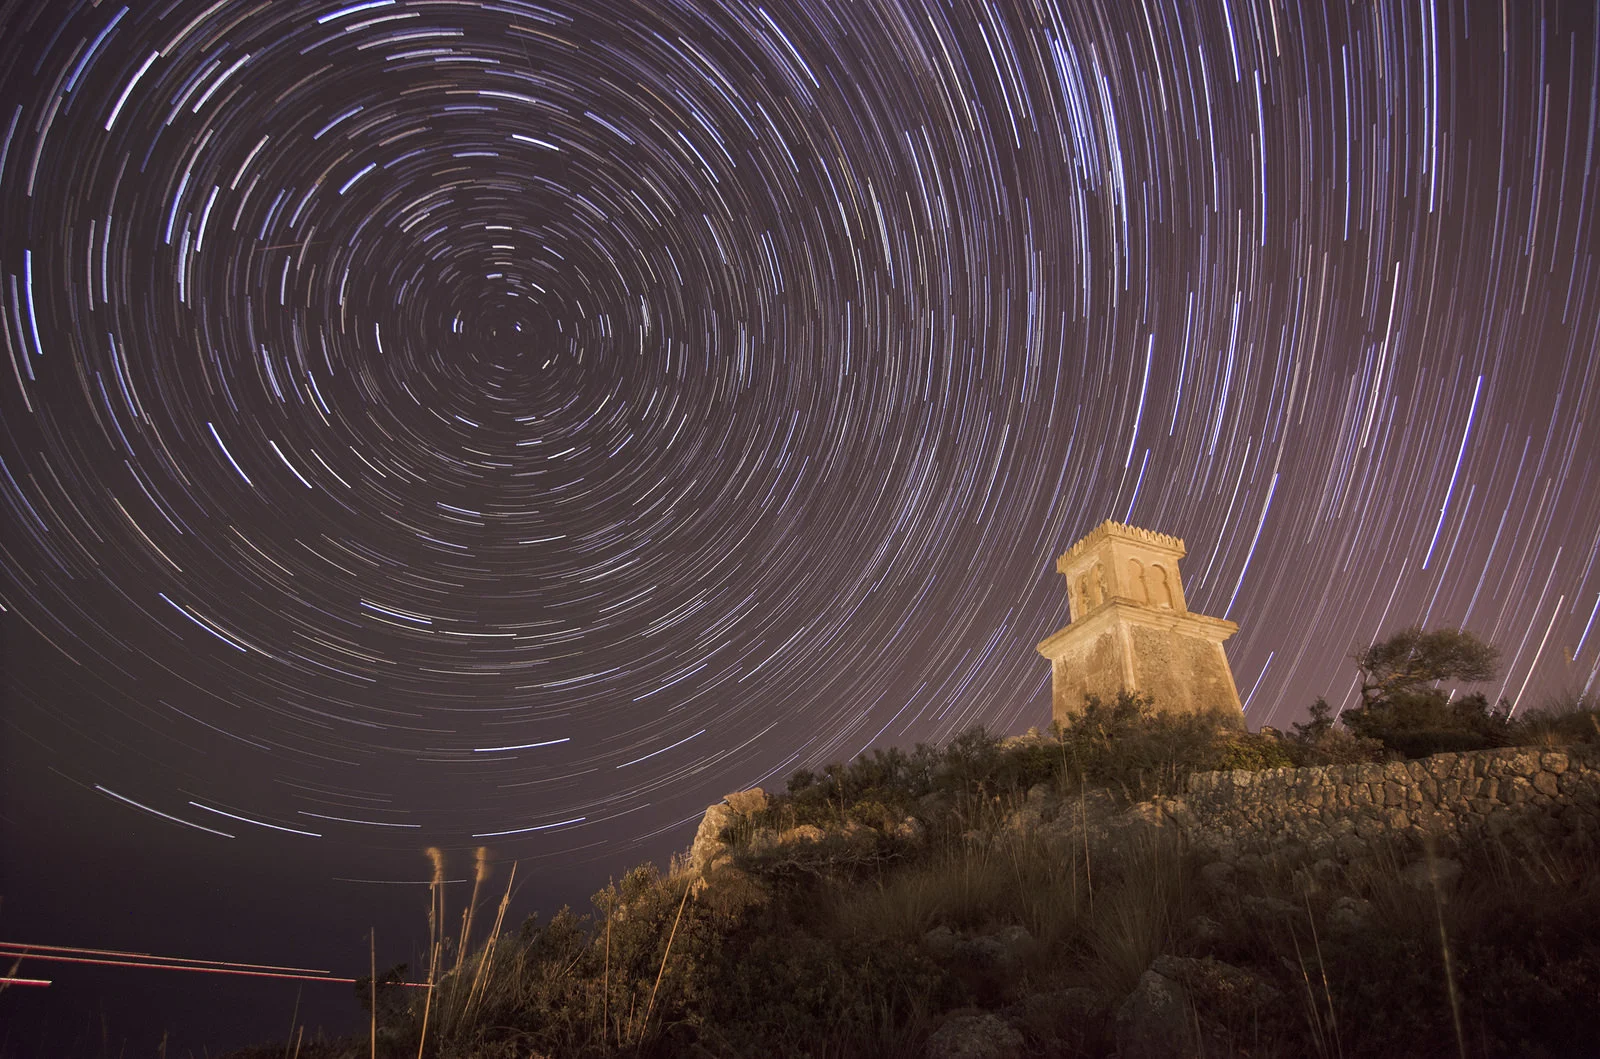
[
  {"left": 678, "top": 737, "right": 1599, "bottom": 1058},
  {"left": 225, "top": 701, "right": 1600, "bottom": 1058}
]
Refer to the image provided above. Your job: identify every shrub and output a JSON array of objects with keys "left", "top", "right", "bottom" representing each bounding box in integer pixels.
[
  {"left": 1284, "top": 697, "right": 1388, "bottom": 765},
  {"left": 1215, "top": 733, "right": 1295, "bottom": 771},
  {"left": 1056, "top": 691, "right": 1266, "bottom": 798},
  {"left": 1512, "top": 691, "right": 1600, "bottom": 746},
  {"left": 1341, "top": 690, "right": 1513, "bottom": 758}
]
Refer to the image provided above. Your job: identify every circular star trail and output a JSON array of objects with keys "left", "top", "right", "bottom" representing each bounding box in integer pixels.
[{"left": 1, "top": 0, "right": 1597, "bottom": 862}]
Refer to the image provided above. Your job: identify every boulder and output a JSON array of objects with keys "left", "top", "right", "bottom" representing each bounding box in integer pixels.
[
  {"left": 1325, "top": 895, "right": 1374, "bottom": 934},
  {"left": 1115, "top": 968, "right": 1192, "bottom": 1059},
  {"left": 688, "top": 802, "right": 736, "bottom": 874},
  {"left": 1150, "top": 954, "right": 1281, "bottom": 1009},
  {"left": 893, "top": 814, "right": 927, "bottom": 845},
  {"left": 922, "top": 925, "right": 958, "bottom": 959},
  {"left": 953, "top": 925, "right": 1035, "bottom": 976},
  {"left": 1240, "top": 895, "right": 1300, "bottom": 920},
  {"left": 925, "top": 1012, "right": 1025, "bottom": 1059},
  {"left": 723, "top": 788, "right": 769, "bottom": 816},
  {"left": 955, "top": 933, "right": 1009, "bottom": 971},
  {"left": 1187, "top": 914, "right": 1225, "bottom": 945}
]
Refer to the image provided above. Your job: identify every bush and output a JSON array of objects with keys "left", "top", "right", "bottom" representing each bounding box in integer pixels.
[
  {"left": 1056, "top": 691, "right": 1270, "bottom": 798},
  {"left": 1283, "top": 696, "right": 1388, "bottom": 765},
  {"left": 1512, "top": 692, "right": 1600, "bottom": 746},
  {"left": 1215, "top": 734, "right": 1295, "bottom": 771},
  {"left": 1341, "top": 690, "right": 1514, "bottom": 758},
  {"left": 772, "top": 693, "right": 1271, "bottom": 835}
]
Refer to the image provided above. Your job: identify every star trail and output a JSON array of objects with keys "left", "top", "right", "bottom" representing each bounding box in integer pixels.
[{"left": 1, "top": 0, "right": 1598, "bottom": 993}]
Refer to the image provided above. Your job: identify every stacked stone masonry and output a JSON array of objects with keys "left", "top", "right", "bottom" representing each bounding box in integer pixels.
[{"left": 1166, "top": 744, "right": 1600, "bottom": 859}]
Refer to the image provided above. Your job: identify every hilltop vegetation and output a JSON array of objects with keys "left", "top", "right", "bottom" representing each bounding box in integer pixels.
[{"left": 229, "top": 670, "right": 1600, "bottom": 1059}]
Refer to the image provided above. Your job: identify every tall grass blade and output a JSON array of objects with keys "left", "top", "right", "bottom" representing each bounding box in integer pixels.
[
  {"left": 640, "top": 878, "right": 695, "bottom": 1045},
  {"left": 463, "top": 859, "right": 517, "bottom": 1020}
]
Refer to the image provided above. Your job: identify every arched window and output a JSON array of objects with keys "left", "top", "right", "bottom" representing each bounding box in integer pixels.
[
  {"left": 1128, "top": 558, "right": 1148, "bottom": 603},
  {"left": 1150, "top": 564, "right": 1174, "bottom": 608}
]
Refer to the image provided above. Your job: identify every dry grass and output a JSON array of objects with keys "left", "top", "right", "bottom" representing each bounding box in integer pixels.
[{"left": 1081, "top": 829, "right": 1190, "bottom": 997}]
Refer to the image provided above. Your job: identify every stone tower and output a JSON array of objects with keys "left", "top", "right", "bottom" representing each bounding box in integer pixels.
[{"left": 1036, "top": 521, "right": 1243, "bottom": 726}]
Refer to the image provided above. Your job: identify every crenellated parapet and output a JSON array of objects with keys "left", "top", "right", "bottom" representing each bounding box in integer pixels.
[{"left": 1058, "top": 520, "right": 1187, "bottom": 564}]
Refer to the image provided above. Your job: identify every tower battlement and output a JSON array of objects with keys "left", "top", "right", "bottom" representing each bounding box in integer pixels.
[{"left": 1058, "top": 520, "right": 1187, "bottom": 563}]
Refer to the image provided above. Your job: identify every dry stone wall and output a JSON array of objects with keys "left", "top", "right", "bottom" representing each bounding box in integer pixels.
[
  {"left": 688, "top": 745, "right": 1600, "bottom": 884},
  {"left": 1164, "top": 744, "right": 1600, "bottom": 860}
]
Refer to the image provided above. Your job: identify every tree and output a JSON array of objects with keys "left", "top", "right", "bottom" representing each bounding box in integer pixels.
[
  {"left": 1290, "top": 697, "right": 1334, "bottom": 743},
  {"left": 1355, "top": 626, "right": 1498, "bottom": 707},
  {"left": 1342, "top": 627, "right": 1507, "bottom": 758}
]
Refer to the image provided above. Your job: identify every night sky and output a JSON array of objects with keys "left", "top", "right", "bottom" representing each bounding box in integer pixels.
[{"left": 2, "top": 0, "right": 1598, "bottom": 1051}]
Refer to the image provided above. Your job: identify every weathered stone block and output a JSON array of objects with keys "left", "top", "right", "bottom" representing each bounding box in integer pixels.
[
  {"left": 1533, "top": 772, "right": 1560, "bottom": 798},
  {"left": 1541, "top": 752, "right": 1569, "bottom": 775},
  {"left": 1414, "top": 810, "right": 1450, "bottom": 834},
  {"left": 1505, "top": 749, "right": 1541, "bottom": 776}
]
